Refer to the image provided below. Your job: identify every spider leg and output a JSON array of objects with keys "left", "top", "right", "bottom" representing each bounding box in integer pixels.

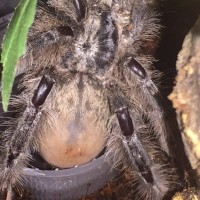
[
  {"left": 5, "top": 186, "right": 14, "bottom": 200},
  {"left": 107, "top": 105, "right": 182, "bottom": 200},
  {"left": 131, "top": 0, "right": 160, "bottom": 41},
  {"left": 116, "top": 107, "right": 154, "bottom": 184},
  {"left": 27, "top": 26, "right": 74, "bottom": 52},
  {"left": 127, "top": 57, "right": 178, "bottom": 157},
  {"left": 73, "top": 0, "right": 86, "bottom": 22},
  {"left": 0, "top": 75, "right": 54, "bottom": 192},
  {"left": 47, "top": 0, "right": 86, "bottom": 23},
  {"left": 115, "top": 0, "right": 160, "bottom": 54}
]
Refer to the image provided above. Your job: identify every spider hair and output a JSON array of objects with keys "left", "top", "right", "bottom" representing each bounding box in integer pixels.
[{"left": 0, "top": 0, "right": 184, "bottom": 199}]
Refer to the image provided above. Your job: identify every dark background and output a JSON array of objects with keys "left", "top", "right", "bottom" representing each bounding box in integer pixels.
[
  {"left": 0, "top": 0, "right": 19, "bottom": 17},
  {"left": 156, "top": 0, "right": 200, "bottom": 96}
]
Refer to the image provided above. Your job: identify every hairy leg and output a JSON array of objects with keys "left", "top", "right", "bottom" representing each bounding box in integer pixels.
[
  {"left": 0, "top": 75, "right": 54, "bottom": 192},
  {"left": 106, "top": 105, "right": 182, "bottom": 200}
]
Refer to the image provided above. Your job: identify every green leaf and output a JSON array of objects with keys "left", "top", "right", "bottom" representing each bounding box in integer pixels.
[{"left": 1, "top": 0, "right": 37, "bottom": 111}]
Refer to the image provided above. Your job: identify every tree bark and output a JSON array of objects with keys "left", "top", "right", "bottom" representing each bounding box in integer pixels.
[{"left": 170, "top": 16, "right": 200, "bottom": 199}]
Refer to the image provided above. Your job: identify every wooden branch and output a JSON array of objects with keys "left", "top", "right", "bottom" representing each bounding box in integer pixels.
[{"left": 170, "top": 16, "right": 200, "bottom": 200}]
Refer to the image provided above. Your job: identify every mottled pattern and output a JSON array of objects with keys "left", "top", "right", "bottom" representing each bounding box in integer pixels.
[{"left": 0, "top": 0, "right": 184, "bottom": 199}]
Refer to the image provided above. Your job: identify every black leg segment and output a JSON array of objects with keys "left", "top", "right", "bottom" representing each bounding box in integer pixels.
[
  {"left": 116, "top": 106, "right": 154, "bottom": 184},
  {"left": 32, "top": 75, "right": 54, "bottom": 107},
  {"left": 115, "top": 107, "right": 134, "bottom": 137},
  {"left": 1, "top": 75, "right": 54, "bottom": 191},
  {"left": 128, "top": 58, "right": 147, "bottom": 80}
]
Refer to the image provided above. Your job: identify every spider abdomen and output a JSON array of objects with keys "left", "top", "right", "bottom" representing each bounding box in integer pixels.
[{"left": 38, "top": 74, "right": 109, "bottom": 168}]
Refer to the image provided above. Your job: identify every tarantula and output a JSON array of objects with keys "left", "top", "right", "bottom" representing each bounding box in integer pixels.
[{"left": 0, "top": 0, "right": 185, "bottom": 199}]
